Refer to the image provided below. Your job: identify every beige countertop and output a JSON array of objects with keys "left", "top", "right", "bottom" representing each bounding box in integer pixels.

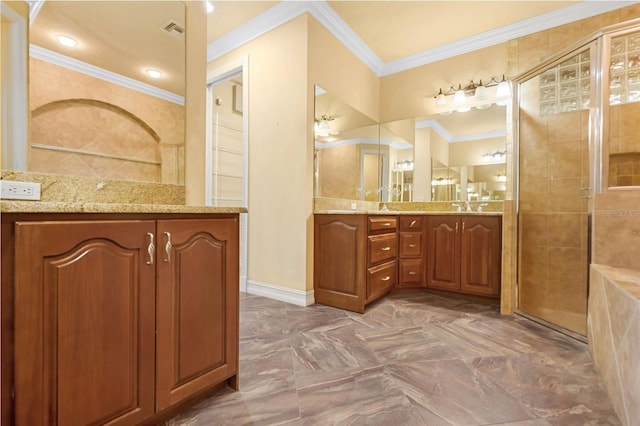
[
  {"left": 1, "top": 201, "right": 247, "bottom": 214},
  {"left": 314, "top": 209, "right": 502, "bottom": 216}
]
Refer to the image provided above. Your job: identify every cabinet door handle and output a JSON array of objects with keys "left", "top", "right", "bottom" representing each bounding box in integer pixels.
[
  {"left": 381, "top": 246, "right": 391, "bottom": 251},
  {"left": 455, "top": 222, "right": 459, "bottom": 233},
  {"left": 462, "top": 221, "right": 466, "bottom": 233},
  {"left": 410, "top": 220, "right": 417, "bottom": 227},
  {"left": 408, "top": 271, "right": 417, "bottom": 276},
  {"left": 409, "top": 243, "right": 417, "bottom": 248},
  {"left": 146, "top": 232, "right": 155, "bottom": 265},
  {"left": 381, "top": 276, "right": 391, "bottom": 281},
  {"left": 163, "top": 232, "right": 172, "bottom": 263}
]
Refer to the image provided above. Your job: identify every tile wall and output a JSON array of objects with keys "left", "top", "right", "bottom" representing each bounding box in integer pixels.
[{"left": 29, "top": 58, "right": 185, "bottom": 184}]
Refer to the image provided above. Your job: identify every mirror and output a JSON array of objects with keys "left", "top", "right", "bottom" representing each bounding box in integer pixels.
[
  {"left": 314, "top": 86, "right": 379, "bottom": 201},
  {"left": 6, "top": 1, "right": 185, "bottom": 184},
  {"left": 382, "top": 104, "right": 507, "bottom": 202}
]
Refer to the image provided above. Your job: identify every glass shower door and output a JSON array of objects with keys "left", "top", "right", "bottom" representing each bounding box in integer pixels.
[{"left": 517, "top": 47, "right": 592, "bottom": 336}]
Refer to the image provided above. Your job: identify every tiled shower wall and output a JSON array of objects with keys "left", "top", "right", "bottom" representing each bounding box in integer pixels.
[{"left": 29, "top": 58, "right": 185, "bottom": 184}]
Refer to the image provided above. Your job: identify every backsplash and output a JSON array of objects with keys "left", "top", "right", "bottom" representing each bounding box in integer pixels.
[{"left": 1, "top": 170, "right": 185, "bottom": 205}]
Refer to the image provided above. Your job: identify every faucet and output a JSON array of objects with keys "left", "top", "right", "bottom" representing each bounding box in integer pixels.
[
  {"left": 451, "top": 203, "right": 462, "bottom": 212},
  {"left": 464, "top": 201, "right": 473, "bottom": 212}
]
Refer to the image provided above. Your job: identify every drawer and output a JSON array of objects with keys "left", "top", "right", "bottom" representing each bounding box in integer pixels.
[
  {"left": 399, "top": 232, "right": 423, "bottom": 257},
  {"left": 399, "top": 259, "right": 424, "bottom": 286},
  {"left": 368, "top": 233, "right": 397, "bottom": 265},
  {"left": 368, "top": 216, "right": 397, "bottom": 233},
  {"left": 367, "top": 260, "right": 397, "bottom": 302},
  {"left": 399, "top": 216, "right": 423, "bottom": 231}
]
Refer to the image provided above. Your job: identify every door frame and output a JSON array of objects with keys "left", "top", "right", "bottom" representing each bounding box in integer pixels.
[{"left": 206, "top": 56, "right": 249, "bottom": 291}]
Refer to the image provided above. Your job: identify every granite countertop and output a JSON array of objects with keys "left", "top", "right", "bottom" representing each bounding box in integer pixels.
[
  {"left": 315, "top": 209, "right": 502, "bottom": 216},
  {"left": 1, "top": 201, "right": 247, "bottom": 214}
]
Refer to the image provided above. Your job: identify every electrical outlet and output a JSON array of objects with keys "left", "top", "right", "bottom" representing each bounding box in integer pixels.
[{"left": 0, "top": 181, "right": 41, "bottom": 201}]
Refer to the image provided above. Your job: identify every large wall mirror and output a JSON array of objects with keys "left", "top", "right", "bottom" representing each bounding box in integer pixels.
[
  {"left": 314, "top": 86, "right": 507, "bottom": 204},
  {"left": 4, "top": 1, "right": 186, "bottom": 184},
  {"left": 314, "top": 86, "right": 380, "bottom": 202}
]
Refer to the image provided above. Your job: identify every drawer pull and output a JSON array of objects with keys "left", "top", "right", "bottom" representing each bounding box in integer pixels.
[
  {"left": 381, "top": 247, "right": 391, "bottom": 251},
  {"left": 410, "top": 220, "right": 417, "bottom": 227},
  {"left": 383, "top": 222, "right": 392, "bottom": 227},
  {"left": 409, "top": 243, "right": 417, "bottom": 248},
  {"left": 381, "top": 276, "right": 391, "bottom": 281},
  {"left": 146, "top": 232, "right": 155, "bottom": 265},
  {"left": 408, "top": 271, "right": 417, "bottom": 276},
  {"left": 163, "top": 232, "right": 172, "bottom": 263}
]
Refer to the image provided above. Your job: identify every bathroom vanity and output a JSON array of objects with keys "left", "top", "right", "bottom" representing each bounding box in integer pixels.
[
  {"left": 314, "top": 212, "right": 502, "bottom": 313},
  {"left": 1, "top": 202, "right": 243, "bottom": 426}
]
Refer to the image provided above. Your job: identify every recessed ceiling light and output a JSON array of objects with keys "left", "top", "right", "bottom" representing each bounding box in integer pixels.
[
  {"left": 56, "top": 34, "right": 77, "bottom": 48},
  {"left": 206, "top": 1, "right": 214, "bottom": 13},
  {"left": 145, "top": 69, "right": 163, "bottom": 79}
]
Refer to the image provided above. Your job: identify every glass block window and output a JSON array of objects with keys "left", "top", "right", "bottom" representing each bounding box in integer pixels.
[
  {"left": 539, "top": 51, "right": 590, "bottom": 116},
  {"left": 610, "top": 32, "right": 640, "bottom": 105}
]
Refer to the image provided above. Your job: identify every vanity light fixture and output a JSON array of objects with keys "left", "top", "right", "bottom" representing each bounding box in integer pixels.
[
  {"left": 56, "top": 34, "right": 77, "bottom": 48},
  {"left": 315, "top": 114, "right": 336, "bottom": 138},
  {"left": 432, "top": 75, "right": 511, "bottom": 113},
  {"left": 482, "top": 150, "right": 507, "bottom": 162},
  {"left": 497, "top": 173, "right": 507, "bottom": 182},
  {"left": 146, "top": 68, "right": 163, "bottom": 79}
]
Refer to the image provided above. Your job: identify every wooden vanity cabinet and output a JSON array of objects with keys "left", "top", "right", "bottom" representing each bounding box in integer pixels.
[
  {"left": 1, "top": 213, "right": 239, "bottom": 426},
  {"left": 427, "top": 215, "right": 501, "bottom": 298},
  {"left": 397, "top": 216, "right": 426, "bottom": 288},
  {"left": 314, "top": 215, "right": 397, "bottom": 313}
]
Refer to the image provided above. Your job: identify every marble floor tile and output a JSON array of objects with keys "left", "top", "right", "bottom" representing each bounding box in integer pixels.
[{"left": 168, "top": 292, "right": 620, "bottom": 426}]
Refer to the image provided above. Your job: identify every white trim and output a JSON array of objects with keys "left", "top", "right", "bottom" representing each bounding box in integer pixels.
[
  {"left": 28, "top": 0, "right": 45, "bottom": 25},
  {"left": 30, "top": 45, "right": 185, "bottom": 105},
  {"left": 207, "top": 1, "right": 308, "bottom": 63},
  {"left": 306, "top": 1, "right": 384, "bottom": 75},
  {"left": 1, "top": 2, "right": 29, "bottom": 170},
  {"left": 315, "top": 137, "right": 378, "bottom": 149},
  {"left": 382, "top": 1, "right": 640, "bottom": 76},
  {"left": 380, "top": 139, "right": 413, "bottom": 150},
  {"left": 416, "top": 118, "right": 506, "bottom": 143},
  {"left": 206, "top": 0, "right": 639, "bottom": 77},
  {"left": 245, "top": 280, "right": 315, "bottom": 307}
]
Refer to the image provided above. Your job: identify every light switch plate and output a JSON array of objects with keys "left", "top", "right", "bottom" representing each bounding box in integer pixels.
[{"left": 0, "top": 181, "right": 41, "bottom": 200}]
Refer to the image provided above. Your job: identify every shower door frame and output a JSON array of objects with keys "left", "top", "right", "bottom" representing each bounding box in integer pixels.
[{"left": 513, "top": 17, "right": 640, "bottom": 339}]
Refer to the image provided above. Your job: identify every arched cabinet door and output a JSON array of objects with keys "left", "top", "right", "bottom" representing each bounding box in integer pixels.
[
  {"left": 460, "top": 216, "right": 502, "bottom": 297},
  {"left": 427, "top": 216, "right": 461, "bottom": 291},
  {"left": 155, "top": 218, "right": 239, "bottom": 410},
  {"left": 14, "top": 220, "right": 156, "bottom": 426}
]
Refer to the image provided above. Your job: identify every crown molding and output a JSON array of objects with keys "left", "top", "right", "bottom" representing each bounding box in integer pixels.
[
  {"left": 315, "top": 137, "right": 378, "bottom": 149},
  {"left": 382, "top": 1, "right": 639, "bottom": 76},
  {"left": 416, "top": 119, "right": 506, "bottom": 143},
  {"left": 30, "top": 45, "right": 185, "bottom": 105},
  {"left": 306, "top": 2, "right": 384, "bottom": 75},
  {"left": 207, "top": 0, "right": 640, "bottom": 77},
  {"left": 207, "top": 1, "right": 308, "bottom": 63},
  {"left": 27, "top": 0, "right": 45, "bottom": 25}
]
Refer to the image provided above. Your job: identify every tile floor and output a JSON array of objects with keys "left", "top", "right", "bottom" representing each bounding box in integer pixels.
[{"left": 167, "top": 292, "right": 620, "bottom": 426}]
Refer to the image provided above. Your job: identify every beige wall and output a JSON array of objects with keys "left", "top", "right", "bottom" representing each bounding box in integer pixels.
[
  {"left": 380, "top": 44, "right": 508, "bottom": 123},
  {"left": 207, "top": 13, "right": 379, "bottom": 293},
  {"left": 208, "top": 16, "right": 310, "bottom": 292}
]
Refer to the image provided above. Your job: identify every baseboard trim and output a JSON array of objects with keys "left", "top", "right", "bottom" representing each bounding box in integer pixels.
[
  {"left": 245, "top": 280, "right": 315, "bottom": 307},
  {"left": 240, "top": 275, "right": 247, "bottom": 293}
]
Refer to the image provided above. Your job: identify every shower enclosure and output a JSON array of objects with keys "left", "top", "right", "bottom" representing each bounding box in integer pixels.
[{"left": 515, "top": 18, "right": 640, "bottom": 337}]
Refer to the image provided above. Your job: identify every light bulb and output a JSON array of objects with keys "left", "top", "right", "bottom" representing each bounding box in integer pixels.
[
  {"left": 146, "top": 69, "right": 163, "bottom": 79},
  {"left": 56, "top": 35, "right": 77, "bottom": 47},
  {"left": 496, "top": 78, "right": 511, "bottom": 106},
  {"left": 474, "top": 84, "right": 491, "bottom": 109},
  {"left": 435, "top": 89, "right": 446, "bottom": 107}
]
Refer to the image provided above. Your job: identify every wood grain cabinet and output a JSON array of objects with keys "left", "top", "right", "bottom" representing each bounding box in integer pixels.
[
  {"left": 427, "top": 215, "right": 502, "bottom": 298},
  {"left": 1, "top": 214, "right": 239, "bottom": 426},
  {"left": 397, "top": 216, "right": 426, "bottom": 288},
  {"left": 314, "top": 215, "right": 397, "bottom": 313}
]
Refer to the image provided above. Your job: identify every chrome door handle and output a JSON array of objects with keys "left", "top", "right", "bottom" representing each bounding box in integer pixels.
[
  {"left": 409, "top": 220, "right": 417, "bottom": 227},
  {"left": 163, "top": 232, "right": 172, "bottom": 263},
  {"left": 455, "top": 222, "right": 459, "bottom": 233},
  {"left": 462, "top": 221, "right": 466, "bottom": 233},
  {"left": 146, "top": 232, "right": 155, "bottom": 265}
]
